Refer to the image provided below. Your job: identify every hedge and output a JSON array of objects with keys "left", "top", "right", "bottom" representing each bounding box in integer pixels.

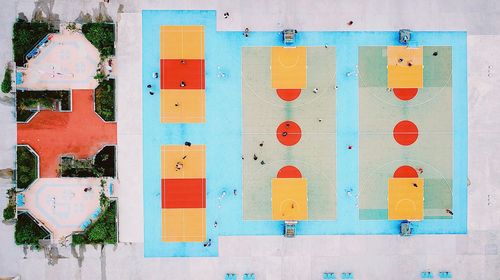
[
  {"left": 16, "top": 146, "right": 38, "bottom": 189},
  {"left": 72, "top": 201, "right": 117, "bottom": 245},
  {"left": 15, "top": 213, "right": 49, "bottom": 249},
  {"left": 82, "top": 23, "right": 115, "bottom": 58},
  {"left": 60, "top": 146, "right": 115, "bottom": 178},
  {"left": 94, "top": 79, "right": 115, "bottom": 121},
  {"left": 16, "top": 90, "right": 70, "bottom": 122},
  {"left": 1, "top": 67, "right": 12, "bottom": 93},
  {"left": 3, "top": 205, "right": 15, "bottom": 220},
  {"left": 12, "top": 19, "right": 55, "bottom": 66}
]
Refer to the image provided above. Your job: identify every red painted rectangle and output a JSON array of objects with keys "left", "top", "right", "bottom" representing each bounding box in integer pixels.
[
  {"left": 161, "top": 178, "right": 206, "bottom": 208},
  {"left": 160, "top": 59, "right": 205, "bottom": 90}
]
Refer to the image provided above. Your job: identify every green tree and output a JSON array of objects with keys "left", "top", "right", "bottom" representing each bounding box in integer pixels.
[
  {"left": 82, "top": 23, "right": 115, "bottom": 58},
  {"left": 3, "top": 205, "right": 15, "bottom": 220},
  {"left": 1, "top": 67, "right": 12, "bottom": 93}
]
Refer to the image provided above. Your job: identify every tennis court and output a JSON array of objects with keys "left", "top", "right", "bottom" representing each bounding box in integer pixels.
[
  {"left": 160, "top": 145, "right": 206, "bottom": 242},
  {"left": 159, "top": 25, "right": 205, "bottom": 123}
]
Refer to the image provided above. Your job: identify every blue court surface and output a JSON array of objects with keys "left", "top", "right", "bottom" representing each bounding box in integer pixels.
[{"left": 142, "top": 10, "right": 467, "bottom": 257}]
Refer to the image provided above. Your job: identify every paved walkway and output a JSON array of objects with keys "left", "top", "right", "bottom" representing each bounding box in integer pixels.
[{"left": 17, "top": 89, "right": 117, "bottom": 177}]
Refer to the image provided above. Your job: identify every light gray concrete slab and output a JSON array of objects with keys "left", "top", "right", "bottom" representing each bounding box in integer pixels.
[{"left": 115, "top": 12, "right": 143, "bottom": 243}]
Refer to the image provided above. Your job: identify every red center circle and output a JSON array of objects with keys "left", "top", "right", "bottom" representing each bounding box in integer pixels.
[
  {"left": 393, "top": 88, "right": 418, "bottom": 101},
  {"left": 276, "top": 89, "right": 301, "bottom": 102},
  {"left": 393, "top": 165, "right": 418, "bottom": 178},
  {"left": 393, "top": 120, "right": 419, "bottom": 146},
  {"left": 277, "top": 166, "right": 302, "bottom": 178},
  {"left": 276, "top": 121, "right": 302, "bottom": 146}
]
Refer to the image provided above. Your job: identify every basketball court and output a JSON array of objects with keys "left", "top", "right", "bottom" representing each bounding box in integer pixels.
[
  {"left": 160, "top": 145, "right": 206, "bottom": 242},
  {"left": 242, "top": 46, "right": 336, "bottom": 221},
  {"left": 358, "top": 46, "right": 453, "bottom": 220},
  {"left": 159, "top": 26, "right": 205, "bottom": 123}
]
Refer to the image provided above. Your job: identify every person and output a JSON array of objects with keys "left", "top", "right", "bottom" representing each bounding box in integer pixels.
[
  {"left": 324, "top": 44, "right": 328, "bottom": 48},
  {"left": 413, "top": 183, "right": 418, "bottom": 188},
  {"left": 282, "top": 132, "right": 288, "bottom": 137},
  {"left": 149, "top": 91, "right": 154, "bottom": 95},
  {"left": 84, "top": 187, "right": 89, "bottom": 192},
  {"left": 446, "top": 209, "right": 454, "bottom": 216},
  {"left": 174, "top": 102, "right": 180, "bottom": 107},
  {"left": 180, "top": 81, "right": 186, "bottom": 87},
  {"left": 214, "top": 221, "right": 218, "bottom": 228},
  {"left": 318, "top": 118, "right": 322, "bottom": 122},
  {"left": 259, "top": 141, "right": 264, "bottom": 147},
  {"left": 348, "top": 145, "right": 352, "bottom": 149},
  {"left": 153, "top": 72, "right": 158, "bottom": 78},
  {"left": 185, "top": 141, "right": 191, "bottom": 146},
  {"left": 260, "top": 160, "right": 265, "bottom": 165},
  {"left": 253, "top": 154, "right": 258, "bottom": 160},
  {"left": 147, "top": 84, "right": 152, "bottom": 88},
  {"left": 233, "top": 189, "right": 237, "bottom": 196},
  {"left": 398, "top": 58, "right": 404, "bottom": 63},
  {"left": 243, "top": 28, "right": 249, "bottom": 37},
  {"left": 175, "top": 162, "right": 183, "bottom": 171},
  {"left": 433, "top": 51, "right": 438, "bottom": 56},
  {"left": 180, "top": 60, "right": 185, "bottom": 64},
  {"left": 347, "top": 20, "right": 354, "bottom": 26},
  {"left": 224, "top": 12, "right": 229, "bottom": 19},
  {"left": 313, "top": 88, "right": 319, "bottom": 94},
  {"left": 408, "top": 61, "right": 413, "bottom": 67}
]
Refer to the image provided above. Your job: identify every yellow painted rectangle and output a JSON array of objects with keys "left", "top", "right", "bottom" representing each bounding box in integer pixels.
[
  {"left": 160, "top": 90, "right": 205, "bottom": 123},
  {"left": 272, "top": 178, "right": 308, "bottom": 220},
  {"left": 387, "top": 46, "right": 423, "bottom": 66},
  {"left": 160, "top": 25, "right": 204, "bottom": 59},
  {"left": 387, "top": 65, "right": 423, "bottom": 88},
  {"left": 388, "top": 178, "right": 424, "bottom": 221},
  {"left": 161, "top": 208, "right": 206, "bottom": 242},
  {"left": 271, "top": 47, "right": 307, "bottom": 89},
  {"left": 161, "top": 145, "right": 205, "bottom": 179}
]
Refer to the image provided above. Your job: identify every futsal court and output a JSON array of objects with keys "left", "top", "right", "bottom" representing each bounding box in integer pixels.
[
  {"left": 159, "top": 26, "right": 206, "bottom": 123},
  {"left": 160, "top": 145, "right": 206, "bottom": 242},
  {"left": 242, "top": 46, "right": 336, "bottom": 221},
  {"left": 358, "top": 46, "right": 453, "bottom": 221}
]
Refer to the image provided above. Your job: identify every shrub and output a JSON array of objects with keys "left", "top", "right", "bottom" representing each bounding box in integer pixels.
[
  {"left": 12, "top": 19, "right": 55, "bottom": 66},
  {"left": 94, "top": 146, "right": 115, "bottom": 177},
  {"left": 1, "top": 67, "right": 12, "bottom": 93},
  {"left": 16, "top": 146, "right": 38, "bottom": 189},
  {"left": 60, "top": 158, "right": 102, "bottom": 177},
  {"left": 15, "top": 213, "right": 49, "bottom": 249},
  {"left": 72, "top": 201, "right": 117, "bottom": 245},
  {"left": 3, "top": 205, "right": 15, "bottom": 220},
  {"left": 95, "top": 79, "right": 115, "bottom": 121},
  {"left": 82, "top": 23, "right": 115, "bottom": 58},
  {"left": 72, "top": 234, "right": 86, "bottom": 245},
  {"left": 16, "top": 90, "right": 70, "bottom": 122}
]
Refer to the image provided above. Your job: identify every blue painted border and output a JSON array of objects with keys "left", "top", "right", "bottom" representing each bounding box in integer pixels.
[{"left": 142, "top": 10, "right": 467, "bottom": 257}]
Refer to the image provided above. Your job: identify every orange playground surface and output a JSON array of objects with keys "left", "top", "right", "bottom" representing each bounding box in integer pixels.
[{"left": 17, "top": 89, "right": 117, "bottom": 177}]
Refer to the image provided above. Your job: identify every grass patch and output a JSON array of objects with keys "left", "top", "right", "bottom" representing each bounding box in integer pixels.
[
  {"left": 95, "top": 79, "right": 115, "bottom": 121},
  {"left": 16, "top": 146, "right": 38, "bottom": 189},
  {"left": 60, "top": 146, "right": 115, "bottom": 178},
  {"left": 1, "top": 67, "right": 12, "bottom": 93},
  {"left": 15, "top": 213, "right": 49, "bottom": 249},
  {"left": 82, "top": 23, "right": 115, "bottom": 58},
  {"left": 13, "top": 19, "right": 55, "bottom": 66},
  {"left": 72, "top": 201, "right": 117, "bottom": 245},
  {"left": 16, "top": 90, "right": 70, "bottom": 122}
]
